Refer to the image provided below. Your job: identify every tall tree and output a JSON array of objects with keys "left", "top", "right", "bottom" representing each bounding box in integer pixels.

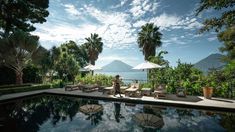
[
  {"left": 61, "top": 40, "right": 88, "bottom": 67},
  {"left": 0, "top": 0, "right": 49, "bottom": 37},
  {"left": 55, "top": 46, "right": 79, "bottom": 83},
  {"left": 218, "top": 26, "right": 235, "bottom": 62},
  {"left": 84, "top": 33, "right": 103, "bottom": 65},
  {"left": 196, "top": 0, "right": 235, "bottom": 33},
  {"left": 0, "top": 30, "right": 40, "bottom": 84},
  {"left": 196, "top": 0, "right": 235, "bottom": 62},
  {"left": 137, "top": 23, "right": 162, "bottom": 61}
]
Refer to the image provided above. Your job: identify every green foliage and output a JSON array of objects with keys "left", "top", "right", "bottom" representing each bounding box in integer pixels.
[
  {"left": 196, "top": 0, "right": 235, "bottom": 33},
  {"left": 0, "top": 30, "right": 41, "bottom": 84},
  {"left": 137, "top": 23, "right": 162, "bottom": 60},
  {"left": 55, "top": 46, "right": 80, "bottom": 83},
  {"left": 149, "top": 61, "right": 204, "bottom": 95},
  {"left": 140, "top": 83, "right": 152, "bottom": 90},
  {"left": 23, "top": 64, "right": 41, "bottom": 83},
  {"left": 75, "top": 74, "right": 113, "bottom": 87},
  {"left": 0, "top": 0, "right": 49, "bottom": 37},
  {"left": 83, "top": 33, "right": 103, "bottom": 65},
  {"left": 61, "top": 41, "right": 89, "bottom": 67},
  {"left": 218, "top": 26, "right": 235, "bottom": 62},
  {"left": 0, "top": 84, "right": 52, "bottom": 95},
  {"left": 196, "top": 0, "right": 235, "bottom": 63},
  {"left": 51, "top": 79, "right": 64, "bottom": 88},
  {"left": 149, "top": 50, "right": 169, "bottom": 66}
]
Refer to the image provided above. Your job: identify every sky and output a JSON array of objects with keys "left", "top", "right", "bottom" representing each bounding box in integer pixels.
[{"left": 32, "top": 0, "right": 223, "bottom": 67}]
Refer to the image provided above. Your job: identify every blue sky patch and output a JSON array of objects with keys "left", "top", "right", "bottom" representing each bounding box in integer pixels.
[{"left": 33, "top": 0, "right": 222, "bottom": 67}]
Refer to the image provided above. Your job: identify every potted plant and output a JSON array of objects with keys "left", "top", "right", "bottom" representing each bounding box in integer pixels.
[{"left": 202, "top": 78, "right": 214, "bottom": 99}]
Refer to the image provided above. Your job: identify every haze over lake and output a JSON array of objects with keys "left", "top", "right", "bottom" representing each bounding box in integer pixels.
[
  {"left": 94, "top": 60, "right": 147, "bottom": 83},
  {"left": 94, "top": 71, "right": 147, "bottom": 84}
]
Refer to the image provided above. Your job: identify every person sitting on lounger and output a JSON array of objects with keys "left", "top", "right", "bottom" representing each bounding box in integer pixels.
[{"left": 113, "top": 75, "right": 122, "bottom": 97}]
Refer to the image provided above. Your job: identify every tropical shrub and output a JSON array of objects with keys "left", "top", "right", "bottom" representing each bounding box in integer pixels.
[
  {"left": 51, "top": 79, "right": 64, "bottom": 88},
  {"left": 75, "top": 74, "right": 114, "bottom": 87}
]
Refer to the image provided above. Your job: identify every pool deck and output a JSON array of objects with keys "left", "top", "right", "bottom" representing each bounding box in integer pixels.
[{"left": 0, "top": 88, "right": 235, "bottom": 112}]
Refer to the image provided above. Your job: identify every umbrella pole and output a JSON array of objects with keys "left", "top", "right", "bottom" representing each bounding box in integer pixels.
[{"left": 147, "top": 69, "right": 149, "bottom": 83}]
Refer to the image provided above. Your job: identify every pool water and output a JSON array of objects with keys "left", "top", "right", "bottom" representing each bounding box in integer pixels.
[{"left": 0, "top": 95, "right": 234, "bottom": 132}]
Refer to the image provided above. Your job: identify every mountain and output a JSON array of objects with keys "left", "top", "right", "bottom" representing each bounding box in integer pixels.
[
  {"left": 101, "top": 60, "right": 137, "bottom": 72},
  {"left": 194, "top": 53, "right": 226, "bottom": 73}
]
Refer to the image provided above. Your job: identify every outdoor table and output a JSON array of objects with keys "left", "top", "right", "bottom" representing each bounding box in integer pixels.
[
  {"left": 141, "top": 88, "right": 151, "bottom": 96},
  {"left": 103, "top": 87, "right": 113, "bottom": 95},
  {"left": 176, "top": 88, "right": 186, "bottom": 97}
]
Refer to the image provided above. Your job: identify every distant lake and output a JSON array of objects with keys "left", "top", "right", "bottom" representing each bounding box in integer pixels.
[{"left": 94, "top": 71, "right": 147, "bottom": 84}]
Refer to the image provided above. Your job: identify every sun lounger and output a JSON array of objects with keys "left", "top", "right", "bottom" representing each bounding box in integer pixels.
[
  {"left": 65, "top": 85, "right": 79, "bottom": 91},
  {"left": 153, "top": 85, "right": 167, "bottom": 98},
  {"left": 103, "top": 86, "right": 114, "bottom": 95},
  {"left": 141, "top": 88, "right": 152, "bottom": 96},
  {"left": 120, "top": 86, "right": 128, "bottom": 93},
  {"left": 81, "top": 84, "right": 99, "bottom": 92},
  {"left": 125, "top": 83, "right": 140, "bottom": 97}
]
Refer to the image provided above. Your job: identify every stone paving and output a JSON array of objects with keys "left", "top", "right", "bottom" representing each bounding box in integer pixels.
[{"left": 0, "top": 88, "right": 235, "bottom": 112}]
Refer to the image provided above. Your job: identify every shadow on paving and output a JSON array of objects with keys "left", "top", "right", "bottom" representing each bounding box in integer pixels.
[
  {"left": 210, "top": 98, "right": 234, "bottom": 103},
  {"left": 163, "top": 94, "right": 203, "bottom": 102}
]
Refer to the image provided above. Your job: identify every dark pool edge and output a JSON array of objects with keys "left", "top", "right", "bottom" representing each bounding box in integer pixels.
[
  {"left": 45, "top": 92, "right": 235, "bottom": 113},
  {"left": 0, "top": 92, "right": 45, "bottom": 104},
  {"left": 0, "top": 91, "right": 235, "bottom": 113}
]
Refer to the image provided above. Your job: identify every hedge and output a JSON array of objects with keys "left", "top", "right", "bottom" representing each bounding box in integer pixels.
[
  {"left": 0, "top": 84, "right": 52, "bottom": 95},
  {"left": 0, "top": 83, "right": 32, "bottom": 89}
]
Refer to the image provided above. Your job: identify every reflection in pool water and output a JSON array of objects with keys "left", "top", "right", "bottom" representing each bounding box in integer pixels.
[{"left": 0, "top": 95, "right": 234, "bottom": 132}]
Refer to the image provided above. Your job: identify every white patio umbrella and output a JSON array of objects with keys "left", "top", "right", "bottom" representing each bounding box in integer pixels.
[
  {"left": 133, "top": 61, "right": 162, "bottom": 70},
  {"left": 133, "top": 61, "right": 163, "bottom": 82},
  {"left": 84, "top": 64, "right": 102, "bottom": 71},
  {"left": 82, "top": 64, "right": 102, "bottom": 75}
]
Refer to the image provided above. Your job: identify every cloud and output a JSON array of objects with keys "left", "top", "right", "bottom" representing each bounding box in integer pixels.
[
  {"left": 34, "top": 1, "right": 202, "bottom": 52},
  {"left": 64, "top": 4, "right": 81, "bottom": 16},
  {"left": 150, "top": 13, "right": 181, "bottom": 30},
  {"left": 132, "top": 20, "right": 147, "bottom": 28},
  {"left": 83, "top": 5, "right": 136, "bottom": 49},
  {"left": 129, "top": 0, "right": 159, "bottom": 18},
  {"left": 162, "top": 36, "right": 187, "bottom": 47},
  {"left": 208, "top": 36, "right": 217, "bottom": 41},
  {"left": 32, "top": 23, "right": 97, "bottom": 45},
  {"left": 34, "top": 5, "right": 136, "bottom": 50},
  {"left": 149, "top": 13, "right": 202, "bottom": 31},
  {"left": 110, "top": 0, "right": 128, "bottom": 9}
]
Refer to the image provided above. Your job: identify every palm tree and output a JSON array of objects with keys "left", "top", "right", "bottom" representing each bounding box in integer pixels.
[
  {"left": 137, "top": 23, "right": 162, "bottom": 61},
  {"left": 149, "top": 50, "right": 169, "bottom": 66},
  {"left": 84, "top": 33, "right": 103, "bottom": 65},
  {"left": 0, "top": 30, "right": 40, "bottom": 84}
]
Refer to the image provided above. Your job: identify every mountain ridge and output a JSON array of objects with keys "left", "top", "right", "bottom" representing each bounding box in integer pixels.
[
  {"left": 193, "top": 53, "right": 225, "bottom": 73},
  {"left": 101, "top": 60, "right": 138, "bottom": 72}
]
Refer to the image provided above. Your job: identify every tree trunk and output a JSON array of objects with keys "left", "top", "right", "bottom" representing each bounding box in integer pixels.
[
  {"left": 91, "top": 60, "right": 95, "bottom": 65},
  {"left": 16, "top": 70, "right": 23, "bottom": 85}
]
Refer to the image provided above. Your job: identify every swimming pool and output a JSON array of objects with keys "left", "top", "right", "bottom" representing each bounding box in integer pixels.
[{"left": 0, "top": 95, "right": 234, "bottom": 132}]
